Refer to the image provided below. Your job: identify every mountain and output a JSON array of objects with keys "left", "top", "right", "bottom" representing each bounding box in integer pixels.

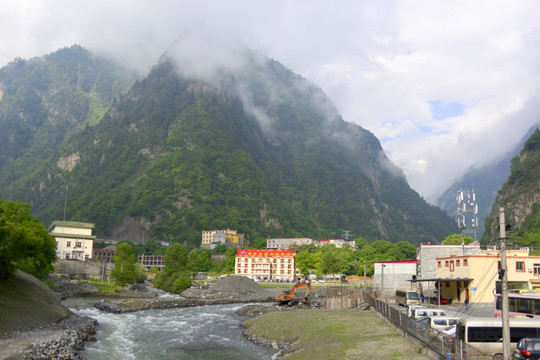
[
  {"left": 436, "top": 126, "right": 539, "bottom": 240},
  {"left": 0, "top": 45, "right": 136, "bottom": 202},
  {"left": 0, "top": 46, "right": 458, "bottom": 246},
  {"left": 482, "top": 128, "right": 540, "bottom": 245}
]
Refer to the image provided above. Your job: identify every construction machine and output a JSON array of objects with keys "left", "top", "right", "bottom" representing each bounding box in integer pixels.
[{"left": 275, "top": 280, "right": 312, "bottom": 305}]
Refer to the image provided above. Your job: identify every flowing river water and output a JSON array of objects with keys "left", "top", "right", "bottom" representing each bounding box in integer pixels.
[{"left": 65, "top": 297, "right": 279, "bottom": 360}]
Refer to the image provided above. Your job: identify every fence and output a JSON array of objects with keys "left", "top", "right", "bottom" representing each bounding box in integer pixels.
[
  {"left": 323, "top": 285, "right": 365, "bottom": 309},
  {"left": 364, "top": 291, "right": 454, "bottom": 359}
]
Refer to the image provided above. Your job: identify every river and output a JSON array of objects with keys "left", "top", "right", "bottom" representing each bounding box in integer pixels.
[{"left": 66, "top": 297, "right": 279, "bottom": 360}]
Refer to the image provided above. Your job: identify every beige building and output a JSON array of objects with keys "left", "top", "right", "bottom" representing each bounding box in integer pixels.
[
  {"left": 266, "top": 238, "right": 313, "bottom": 249},
  {"left": 435, "top": 248, "right": 540, "bottom": 304},
  {"left": 235, "top": 249, "right": 296, "bottom": 281},
  {"left": 49, "top": 221, "right": 95, "bottom": 261},
  {"left": 201, "top": 229, "right": 244, "bottom": 249}
]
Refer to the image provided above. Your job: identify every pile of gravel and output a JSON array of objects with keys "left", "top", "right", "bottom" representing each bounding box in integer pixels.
[
  {"left": 18, "top": 314, "right": 97, "bottom": 360},
  {"left": 181, "top": 276, "right": 273, "bottom": 301}
]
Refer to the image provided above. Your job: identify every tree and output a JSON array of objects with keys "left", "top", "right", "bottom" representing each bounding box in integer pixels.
[
  {"left": 153, "top": 244, "right": 192, "bottom": 294},
  {"left": 317, "top": 246, "right": 343, "bottom": 276},
  {"left": 111, "top": 242, "right": 136, "bottom": 285},
  {"left": 295, "top": 250, "right": 315, "bottom": 275},
  {"left": 441, "top": 234, "right": 474, "bottom": 245},
  {"left": 0, "top": 200, "right": 56, "bottom": 280}
]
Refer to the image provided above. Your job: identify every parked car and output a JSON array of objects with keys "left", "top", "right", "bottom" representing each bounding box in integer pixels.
[
  {"left": 429, "top": 295, "right": 451, "bottom": 305},
  {"left": 437, "top": 325, "right": 457, "bottom": 341},
  {"left": 407, "top": 305, "right": 427, "bottom": 317},
  {"left": 514, "top": 338, "right": 540, "bottom": 360},
  {"left": 412, "top": 308, "right": 448, "bottom": 319}
]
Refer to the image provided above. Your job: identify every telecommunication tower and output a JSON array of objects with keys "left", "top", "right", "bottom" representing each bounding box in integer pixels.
[{"left": 456, "top": 188, "right": 479, "bottom": 242}]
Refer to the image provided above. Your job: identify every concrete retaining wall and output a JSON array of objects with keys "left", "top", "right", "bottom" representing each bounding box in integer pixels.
[{"left": 54, "top": 259, "right": 113, "bottom": 280}]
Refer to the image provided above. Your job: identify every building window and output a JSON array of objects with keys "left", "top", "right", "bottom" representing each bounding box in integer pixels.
[
  {"left": 516, "top": 261, "right": 525, "bottom": 272},
  {"left": 463, "top": 259, "right": 468, "bottom": 266},
  {"left": 456, "top": 260, "right": 460, "bottom": 266},
  {"left": 450, "top": 261, "right": 455, "bottom": 272},
  {"left": 534, "top": 264, "right": 540, "bottom": 275},
  {"left": 66, "top": 254, "right": 70, "bottom": 259},
  {"left": 66, "top": 241, "right": 71, "bottom": 247},
  {"left": 445, "top": 261, "right": 449, "bottom": 267},
  {"left": 437, "top": 261, "right": 441, "bottom": 268},
  {"left": 76, "top": 241, "right": 82, "bottom": 248}
]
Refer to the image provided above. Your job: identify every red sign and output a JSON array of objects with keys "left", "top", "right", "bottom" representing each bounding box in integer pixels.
[{"left": 236, "top": 249, "right": 294, "bottom": 257}]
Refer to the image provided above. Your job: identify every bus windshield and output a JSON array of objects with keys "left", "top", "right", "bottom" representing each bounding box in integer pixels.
[{"left": 407, "top": 292, "right": 420, "bottom": 300}]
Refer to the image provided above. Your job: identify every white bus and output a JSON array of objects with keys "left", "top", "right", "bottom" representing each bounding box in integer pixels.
[
  {"left": 456, "top": 317, "right": 540, "bottom": 359},
  {"left": 395, "top": 289, "right": 420, "bottom": 307}
]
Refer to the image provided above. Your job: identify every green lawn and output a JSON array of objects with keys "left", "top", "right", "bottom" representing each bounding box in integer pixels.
[{"left": 243, "top": 308, "right": 431, "bottom": 360}]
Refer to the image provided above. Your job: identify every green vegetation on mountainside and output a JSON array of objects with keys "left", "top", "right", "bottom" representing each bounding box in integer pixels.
[
  {"left": 0, "top": 45, "right": 135, "bottom": 203},
  {"left": 483, "top": 128, "right": 540, "bottom": 246},
  {"left": 1, "top": 47, "right": 457, "bottom": 246}
]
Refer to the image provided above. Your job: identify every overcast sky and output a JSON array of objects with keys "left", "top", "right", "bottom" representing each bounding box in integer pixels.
[{"left": 2, "top": 0, "right": 540, "bottom": 203}]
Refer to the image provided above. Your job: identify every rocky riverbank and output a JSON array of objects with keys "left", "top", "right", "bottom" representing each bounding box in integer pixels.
[{"left": 0, "top": 313, "right": 97, "bottom": 360}]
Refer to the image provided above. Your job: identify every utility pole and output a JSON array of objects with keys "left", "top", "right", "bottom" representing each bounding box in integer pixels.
[
  {"left": 500, "top": 207, "right": 511, "bottom": 360},
  {"left": 380, "top": 264, "right": 386, "bottom": 301}
]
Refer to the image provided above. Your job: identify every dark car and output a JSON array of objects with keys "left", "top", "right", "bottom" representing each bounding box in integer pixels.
[{"left": 514, "top": 338, "right": 540, "bottom": 360}]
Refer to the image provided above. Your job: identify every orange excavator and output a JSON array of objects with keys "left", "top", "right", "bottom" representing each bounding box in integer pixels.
[{"left": 275, "top": 280, "right": 312, "bottom": 305}]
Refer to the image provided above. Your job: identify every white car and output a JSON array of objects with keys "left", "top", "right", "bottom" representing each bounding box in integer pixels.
[
  {"left": 407, "top": 305, "right": 427, "bottom": 317},
  {"left": 437, "top": 325, "right": 456, "bottom": 340}
]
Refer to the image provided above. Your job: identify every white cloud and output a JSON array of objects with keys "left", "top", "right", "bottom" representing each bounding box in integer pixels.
[{"left": 1, "top": 0, "right": 540, "bottom": 203}]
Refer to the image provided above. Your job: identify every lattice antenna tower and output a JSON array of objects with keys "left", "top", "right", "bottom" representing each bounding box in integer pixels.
[{"left": 456, "top": 188, "right": 479, "bottom": 242}]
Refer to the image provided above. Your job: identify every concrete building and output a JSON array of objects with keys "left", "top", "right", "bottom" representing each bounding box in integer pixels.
[
  {"left": 435, "top": 247, "right": 540, "bottom": 304},
  {"left": 138, "top": 254, "right": 165, "bottom": 271},
  {"left": 235, "top": 249, "right": 296, "bottom": 281},
  {"left": 373, "top": 260, "right": 418, "bottom": 296},
  {"left": 93, "top": 248, "right": 115, "bottom": 262},
  {"left": 317, "top": 238, "right": 357, "bottom": 249},
  {"left": 416, "top": 243, "right": 481, "bottom": 298},
  {"left": 49, "top": 221, "right": 95, "bottom": 261},
  {"left": 266, "top": 238, "right": 313, "bottom": 249},
  {"left": 201, "top": 229, "right": 244, "bottom": 249}
]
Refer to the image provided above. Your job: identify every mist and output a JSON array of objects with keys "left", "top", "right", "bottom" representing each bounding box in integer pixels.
[{"left": 2, "top": 0, "right": 540, "bottom": 202}]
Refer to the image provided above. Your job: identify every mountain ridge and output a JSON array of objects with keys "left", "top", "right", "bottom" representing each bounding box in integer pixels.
[{"left": 0, "top": 46, "right": 458, "bottom": 246}]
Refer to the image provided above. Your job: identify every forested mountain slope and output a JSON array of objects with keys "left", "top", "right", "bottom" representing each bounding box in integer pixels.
[
  {"left": 0, "top": 47, "right": 457, "bottom": 246},
  {"left": 0, "top": 45, "right": 135, "bottom": 201},
  {"left": 437, "top": 126, "right": 538, "bottom": 239},
  {"left": 483, "top": 128, "right": 540, "bottom": 245}
]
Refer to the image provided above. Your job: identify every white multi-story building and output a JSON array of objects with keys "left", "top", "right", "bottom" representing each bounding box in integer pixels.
[
  {"left": 266, "top": 238, "right": 313, "bottom": 249},
  {"left": 235, "top": 249, "right": 296, "bottom": 281},
  {"left": 317, "top": 238, "right": 357, "bottom": 249},
  {"left": 49, "top": 221, "right": 95, "bottom": 261}
]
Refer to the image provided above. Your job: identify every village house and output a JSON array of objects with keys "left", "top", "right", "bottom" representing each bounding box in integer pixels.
[
  {"left": 435, "top": 247, "right": 540, "bottom": 303},
  {"left": 266, "top": 238, "right": 313, "bottom": 249},
  {"left": 138, "top": 254, "right": 165, "bottom": 271},
  {"left": 373, "top": 260, "right": 418, "bottom": 296},
  {"left": 49, "top": 221, "right": 95, "bottom": 261},
  {"left": 235, "top": 249, "right": 296, "bottom": 281},
  {"left": 415, "top": 242, "right": 481, "bottom": 299},
  {"left": 317, "top": 238, "right": 357, "bottom": 249},
  {"left": 201, "top": 229, "right": 244, "bottom": 249}
]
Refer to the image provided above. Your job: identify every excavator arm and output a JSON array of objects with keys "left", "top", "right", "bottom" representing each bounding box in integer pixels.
[{"left": 275, "top": 280, "right": 312, "bottom": 304}]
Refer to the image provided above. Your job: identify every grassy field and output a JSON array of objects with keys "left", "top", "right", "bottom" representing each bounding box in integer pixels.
[{"left": 243, "top": 308, "right": 431, "bottom": 360}]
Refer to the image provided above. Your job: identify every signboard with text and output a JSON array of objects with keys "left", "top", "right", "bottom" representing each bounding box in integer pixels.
[{"left": 237, "top": 249, "right": 294, "bottom": 257}]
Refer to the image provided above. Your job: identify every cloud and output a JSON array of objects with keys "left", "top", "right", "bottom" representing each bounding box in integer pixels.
[{"left": 1, "top": 0, "right": 540, "bottom": 203}]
